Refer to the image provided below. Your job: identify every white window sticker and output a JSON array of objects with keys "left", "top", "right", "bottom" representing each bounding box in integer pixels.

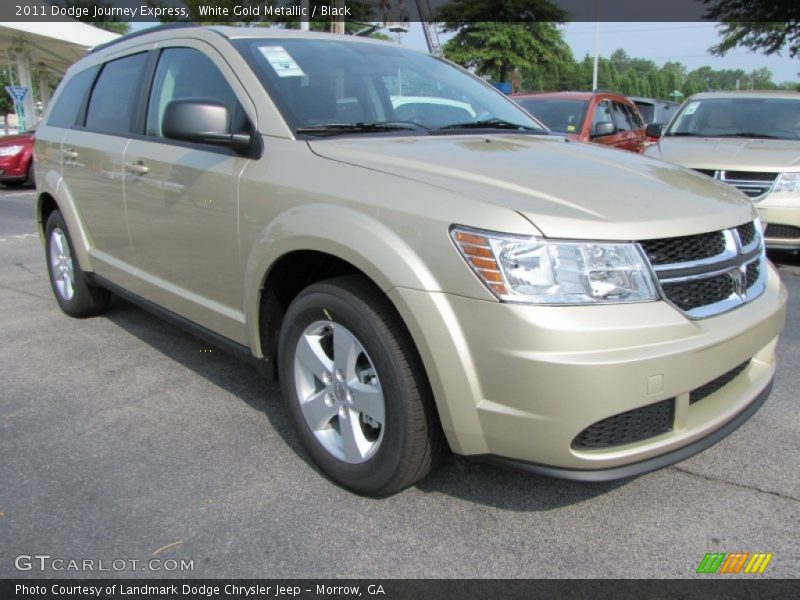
[
  {"left": 683, "top": 101, "right": 700, "bottom": 115},
  {"left": 259, "top": 46, "right": 305, "bottom": 78}
]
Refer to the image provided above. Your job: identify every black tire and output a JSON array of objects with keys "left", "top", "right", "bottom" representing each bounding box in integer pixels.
[
  {"left": 45, "top": 210, "right": 110, "bottom": 318},
  {"left": 278, "top": 275, "right": 442, "bottom": 496}
]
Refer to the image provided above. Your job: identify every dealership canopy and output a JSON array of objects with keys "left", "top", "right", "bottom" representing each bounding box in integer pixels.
[{"left": 0, "top": 21, "right": 120, "bottom": 129}]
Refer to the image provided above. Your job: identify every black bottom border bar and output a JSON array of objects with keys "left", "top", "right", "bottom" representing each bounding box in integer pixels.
[{"left": 2, "top": 579, "right": 797, "bottom": 600}]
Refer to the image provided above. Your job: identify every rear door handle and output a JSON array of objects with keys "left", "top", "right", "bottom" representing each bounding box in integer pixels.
[
  {"left": 62, "top": 148, "right": 79, "bottom": 159},
  {"left": 125, "top": 161, "right": 149, "bottom": 175}
]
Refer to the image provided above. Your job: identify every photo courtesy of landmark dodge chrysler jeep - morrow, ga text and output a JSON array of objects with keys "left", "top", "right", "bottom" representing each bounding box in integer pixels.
[{"left": 34, "top": 25, "right": 786, "bottom": 496}]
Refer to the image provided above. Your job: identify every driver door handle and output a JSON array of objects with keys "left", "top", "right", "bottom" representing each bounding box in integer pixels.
[{"left": 125, "top": 161, "right": 149, "bottom": 175}]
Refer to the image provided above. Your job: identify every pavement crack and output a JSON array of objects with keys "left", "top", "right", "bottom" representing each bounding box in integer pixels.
[
  {"left": 672, "top": 465, "right": 800, "bottom": 503},
  {"left": 15, "top": 262, "right": 36, "bottom": 275},
  {"left": 0, "top": 282, "right": 50, "bottom": 301}
]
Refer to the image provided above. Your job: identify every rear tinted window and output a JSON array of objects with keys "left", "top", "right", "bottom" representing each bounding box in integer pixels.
[
  {"left": 85, "top": 52, "right": 148, "bottom": 135},
  {"left": 47, "top": 66, "right": 98, "bottom": 128},
  {"left": 634, "top": 101, "right": 654, "bottom": 123}
]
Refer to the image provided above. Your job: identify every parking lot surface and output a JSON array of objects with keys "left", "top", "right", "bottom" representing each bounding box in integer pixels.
[{"left": 1, "top": 187, "right": 798, "bottom": 578}]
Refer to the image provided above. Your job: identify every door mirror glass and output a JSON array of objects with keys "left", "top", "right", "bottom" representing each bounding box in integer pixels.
[
  {"left": 592, "top": 121, "right": 616, "bottom": 137},
  {"left": 162, "top": 100, "right": 252, "bottom": 150}
]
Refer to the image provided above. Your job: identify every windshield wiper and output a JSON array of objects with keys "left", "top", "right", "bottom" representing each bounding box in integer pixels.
[
  {"left": 666, "top": 132, "right": 700, "bottom": 137},
  {"left": 714, "top": 132, "right": 787, "bottom": 140},
  {"left": 434, "top": 118, "right": 544, "bottom": 133},
  {"left": 296, "top": 121, "right": 426, "bottom": 136}
]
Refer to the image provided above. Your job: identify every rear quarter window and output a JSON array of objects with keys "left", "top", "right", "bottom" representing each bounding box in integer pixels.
[{"left": 47, "top": 66, "right": 99, "bottom": 128}]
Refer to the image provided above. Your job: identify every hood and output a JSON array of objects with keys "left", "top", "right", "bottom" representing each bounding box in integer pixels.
[
  {"left": 309, "top": 134, "right": 754, "bottom": 240},
  {"left": 647, "top": 136, "right": 800, "bottom": 171}
]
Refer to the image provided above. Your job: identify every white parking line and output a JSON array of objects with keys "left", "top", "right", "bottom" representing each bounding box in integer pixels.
[{"left": 0, "top": 232, "right": 37, "bottom": 242}]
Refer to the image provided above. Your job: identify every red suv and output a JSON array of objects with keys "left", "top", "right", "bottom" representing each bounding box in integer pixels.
[
  {"left": 511, "top": 91, "right": 648, "bottom": 153},
  {"left": 0, "top": 127, "right": 35, "bottom": 186}
]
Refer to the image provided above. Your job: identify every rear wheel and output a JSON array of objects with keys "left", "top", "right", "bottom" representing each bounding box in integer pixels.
[
  {"left": 278, "top": 276, "right": 441, "bottom": 496},
  {"left": 45, "top": 210, "right": 110, "bottom": 317}
]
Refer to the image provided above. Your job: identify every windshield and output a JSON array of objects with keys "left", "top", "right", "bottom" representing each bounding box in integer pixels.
[
  {"left": 514, "top": 98, "right": 587, "bottom": 134},
  {"left": 233, "top": 38, "right": 546, "bottom": 136},
  {"left": 666, "top": 97, "right": 800, "bottom": 141}
]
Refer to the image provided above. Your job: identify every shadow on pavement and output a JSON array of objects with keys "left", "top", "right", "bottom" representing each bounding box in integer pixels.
[{"left": 102, "top": 295, "right": 626, "bottom": 511}]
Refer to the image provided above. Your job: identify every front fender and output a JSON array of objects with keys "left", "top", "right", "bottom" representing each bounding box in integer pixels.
[{"left": 243, "top": 203, "right": 440, "bottom": 355}]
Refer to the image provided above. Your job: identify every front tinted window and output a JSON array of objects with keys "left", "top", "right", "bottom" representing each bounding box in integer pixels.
[
  {"left": 234, "top": 39, "right": 545, "bottom": 133},
  {"left": 626, "top": 104, "right": 644, "bottom": 128},
  {"left": 47, "top": 66, "right": 98, "bottom": 128},
  {"left": 591, "top": 100, "right": 614, "bottom": 128},
  {"left": 516, "top": 98, "right": 587, "bottom": 134},
  {"left": 612, "top": 101, "right": 635, "bottom": 132},
  {"left": 146, "top": 47, "right": 248, "bottom": 138},
  {"left": 85, "top": 53, "right": 148, "bottom": 135},
  {"left": 667, "top": 97, "right": 800, "bottom": 140}
]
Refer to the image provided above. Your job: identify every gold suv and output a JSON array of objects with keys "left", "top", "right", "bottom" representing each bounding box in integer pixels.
[
  {"left": 35, "top": 26, "right": 787, "bottom": 495},
  {"left": 645, "top": 91, "right": 800, "bottom": 251}
]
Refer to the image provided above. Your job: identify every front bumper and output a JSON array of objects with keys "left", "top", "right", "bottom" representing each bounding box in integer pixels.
[
  {"left": 389, "top": 262, "right": 786, "bottom": 474},
  {"left": 757, "top": 192, "right": 800, "bottom": 250}
]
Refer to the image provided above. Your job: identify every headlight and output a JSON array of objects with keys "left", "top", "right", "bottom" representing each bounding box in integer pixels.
[
  {"left": 0, "top": 145, "right": 24, "bottom": 156},
  {"left": 772, "top": 172, "right": 800, "bottom": 194},
  {"left": 451, "top": 227, "right": 658, "bottom": 305}
]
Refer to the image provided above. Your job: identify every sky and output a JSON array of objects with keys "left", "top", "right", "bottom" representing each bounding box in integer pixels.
[{"left": 132, "top": 21, "right": 799, "bottom": 84}]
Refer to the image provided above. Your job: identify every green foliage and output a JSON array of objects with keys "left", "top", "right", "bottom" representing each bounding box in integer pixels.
[
  {"left": 703, "top": 0, "right": 800, "bottom": 58},
  {"left": 443, "top": 22, "right": 570, "bottom": 83},
  {"left": 0, "top": 69, "right": 14, "bottom": 115}
]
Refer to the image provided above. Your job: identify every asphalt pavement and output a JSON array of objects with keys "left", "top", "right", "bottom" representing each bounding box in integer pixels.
[{"left": 1, "top": 186, "right": 798, "bottom": 578}]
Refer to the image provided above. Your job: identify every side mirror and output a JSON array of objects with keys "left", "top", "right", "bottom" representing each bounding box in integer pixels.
[
  {"left": 162, "top": 100, "right": 252, "bottom": 151},
  {"left": 591, "top": 121, "right": 616, "bottom": 137},
  {"left": 645, "top": 123, "right": 664, "bottom": 139}
]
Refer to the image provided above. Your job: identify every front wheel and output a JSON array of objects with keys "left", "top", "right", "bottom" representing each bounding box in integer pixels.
[{"left": 278, "top": 276, "right": 441, "bottom": 496}]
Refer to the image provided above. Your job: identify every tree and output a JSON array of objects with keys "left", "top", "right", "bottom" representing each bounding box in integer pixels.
[
  {"left": 53, "top": 1, "right": 130, "bottom": 34},
  {"left": 704, "top": 0, "right": 800, "bottom": 58},
  {"left": 443, "top": 22, "right": 570, "bottom": 83}
]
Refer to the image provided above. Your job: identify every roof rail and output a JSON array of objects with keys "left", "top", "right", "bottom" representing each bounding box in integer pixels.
[{"left": 89, "top": 22, "right": 199, "bottom": 54}]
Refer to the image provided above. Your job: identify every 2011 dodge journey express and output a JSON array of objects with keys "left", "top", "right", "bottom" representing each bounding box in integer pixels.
[{"left": 35, "top": 25, "right": 787, "bottom": 496}]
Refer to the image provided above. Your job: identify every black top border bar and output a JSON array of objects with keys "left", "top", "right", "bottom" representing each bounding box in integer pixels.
[{"left": 1, "top": 0, "right": 797, "bottom": 23}]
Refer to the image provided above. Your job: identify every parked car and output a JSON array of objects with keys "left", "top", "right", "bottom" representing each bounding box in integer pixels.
[
  {"left": 0, "top": 125, "right": 35, "bottom": 186},
  {"left": 511, "top": 91, "right": 649, "bottom": 152},
  {"left": 644, "top": 91, "right": 800, "bottom": 251},
  {"left": 35, "top": 26, "right": 786, "bottom": 495},
  {"left": 629, "top": 96, "right": 680, "bottom": 133}
]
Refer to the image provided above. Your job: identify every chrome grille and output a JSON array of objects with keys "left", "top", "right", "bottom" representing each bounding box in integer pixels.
[
  {"left": 693, "top": 169, "right": 778, "bottom": 200},
  {"left": 639, "top": 221, "right": 766, "bottom": 319}
]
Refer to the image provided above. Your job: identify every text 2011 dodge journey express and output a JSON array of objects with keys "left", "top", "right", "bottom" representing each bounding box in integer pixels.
[{"left": 35, "top": 26, "right": 787, "bottom": 495}]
